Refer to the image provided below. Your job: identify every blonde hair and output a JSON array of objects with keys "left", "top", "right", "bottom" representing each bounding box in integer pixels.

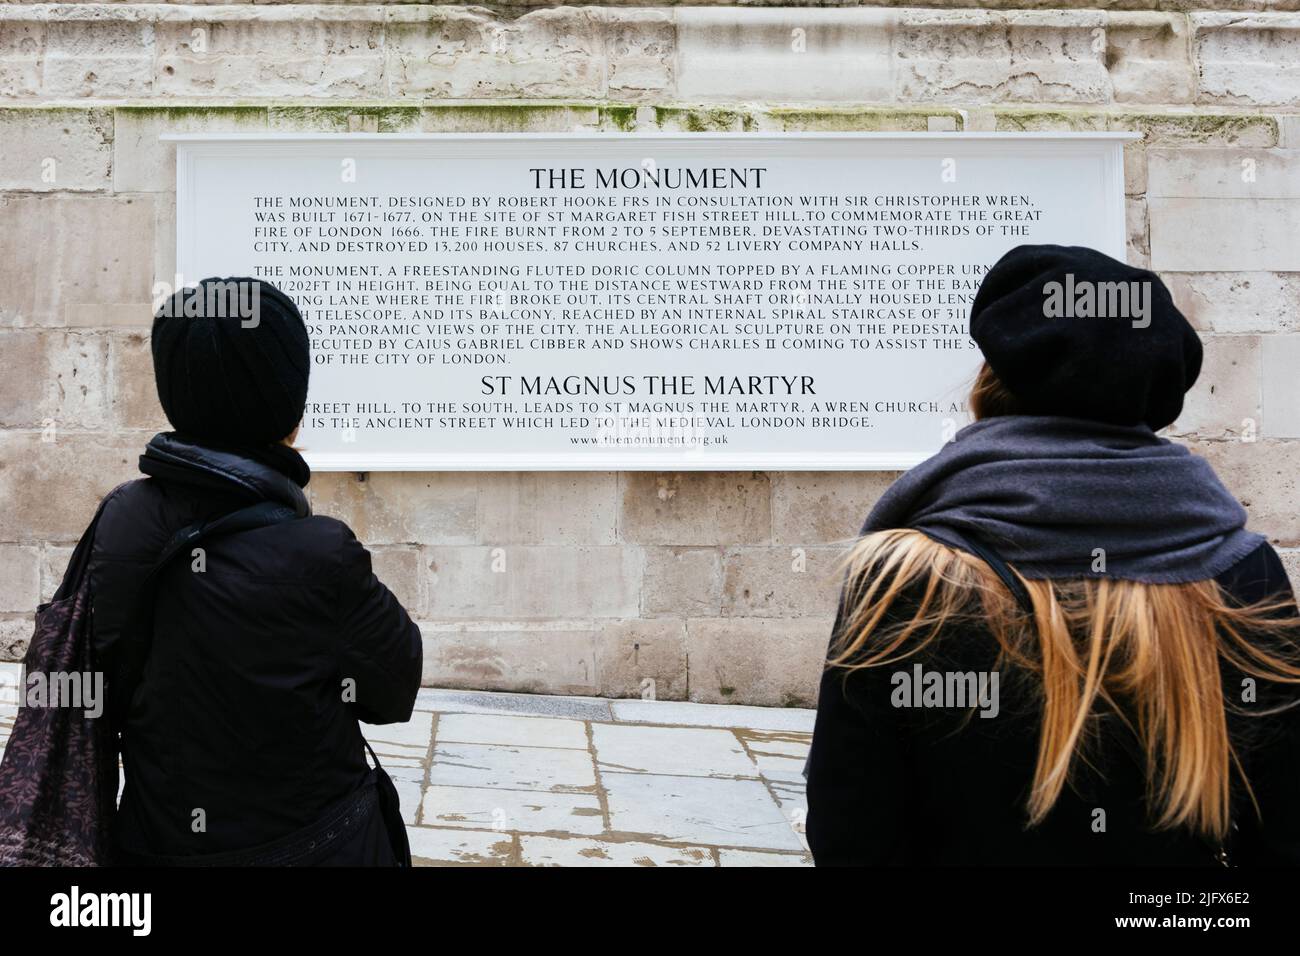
[{"left": 831, "top": 365, "right": 1300, "bottom": 839}]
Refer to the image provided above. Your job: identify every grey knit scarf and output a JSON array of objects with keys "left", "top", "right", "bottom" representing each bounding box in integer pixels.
[{"left": 864, "top": 416, "right": 1264, "bottom": 583}]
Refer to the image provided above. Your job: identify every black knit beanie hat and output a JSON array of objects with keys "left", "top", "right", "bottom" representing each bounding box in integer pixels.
[
  {"left": 152, "top": 277, "right": 310, "bottom": 445},
  {"left": 969, "top": 245, "right": 1202, "bottom": 431}
]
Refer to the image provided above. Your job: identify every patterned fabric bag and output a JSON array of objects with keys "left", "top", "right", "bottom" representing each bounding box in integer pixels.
[{"left": 0, "top": 498, "right": 118, "bottom": 866}]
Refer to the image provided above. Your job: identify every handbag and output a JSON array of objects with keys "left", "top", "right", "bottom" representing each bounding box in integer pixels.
[{"left": 0, "top": 495, "right": 120, "bottom": 866}]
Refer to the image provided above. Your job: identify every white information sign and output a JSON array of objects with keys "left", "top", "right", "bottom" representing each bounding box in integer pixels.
[{"left": 171, "top": 133, "right": 1130, "bottom": 470}]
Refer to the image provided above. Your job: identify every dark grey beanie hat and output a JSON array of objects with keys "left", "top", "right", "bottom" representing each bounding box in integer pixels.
[{"left": 151, "top": 277, "right": 310, "bottom": 445}]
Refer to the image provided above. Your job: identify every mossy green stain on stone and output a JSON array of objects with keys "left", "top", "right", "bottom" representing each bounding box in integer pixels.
[
  {"left": 653, "top": 106, "right": 756, "bottom": 133},
  {"left": 113, "top": 106, "right": 269, "bottom": 123},
  {"left": 770, "top": 107, "right": 943, "bottom": 132},
  {"left": 994, "top": 108, "right": 1109, "bottom": 133},
  {"left": 599, "top": 105, "right": 638, "bottom": 132},
  {"left": 1109, "top": 111, "right": 1279, "bottom": 148},
  {"left": 420, "top": 102, "right": 600, "bottom": 132},
  {"left": 268, "top": 106, "right": 421, "bottom": 133}
]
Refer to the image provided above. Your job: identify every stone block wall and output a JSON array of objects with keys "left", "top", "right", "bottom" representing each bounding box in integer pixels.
[{"left": 1, "top": 3, "right": 1297, "bottom": 705}]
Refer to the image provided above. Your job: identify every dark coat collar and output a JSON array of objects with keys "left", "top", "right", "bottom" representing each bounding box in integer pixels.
[{"left": 139, "top": 432, "right": 311, "bottom": 517}]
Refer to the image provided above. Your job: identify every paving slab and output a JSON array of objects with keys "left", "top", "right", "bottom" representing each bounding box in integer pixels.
[
  {"left": 362, "top": 711, "right": 435, "bottom": 749},
  {"left": 421, "top": 784, "right": 606, "bottom": 835},
  {"left": 602, "top": 772, "right": 806, "bottom": 852},
  {"left": 428, "top": 742, "right": 596, "bottom": 792},
  {"left": 415, "top": 687, "right": 612, "bottom": 721},
  {"left": 406, "top": 825, "right": 515, "bottom": 866},
  {"left": 437, "top": 712, "right": 588, "bottom": 750},
  {"left": 610, "top": 699, "right": 815, "bottom": 733},
  {"left": 592, "top": 723, "right": 757, "bottom": 779}
]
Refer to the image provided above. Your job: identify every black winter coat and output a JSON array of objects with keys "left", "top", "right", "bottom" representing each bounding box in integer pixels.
[
  {"left": 88, "top": 434, "right": 422, "bottom": 865},
  {"left": 806, "top": 541, "right": 1300, "bottom": 866}
]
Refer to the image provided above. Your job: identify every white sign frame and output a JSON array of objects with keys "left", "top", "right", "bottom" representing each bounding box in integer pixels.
[{"left": 170, "top": 132, "right": 1134, "bottom": 471}]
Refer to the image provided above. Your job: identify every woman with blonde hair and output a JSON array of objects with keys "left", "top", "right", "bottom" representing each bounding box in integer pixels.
[{"left": 806, "top": 245, "right": 1300, "bottom": 866}]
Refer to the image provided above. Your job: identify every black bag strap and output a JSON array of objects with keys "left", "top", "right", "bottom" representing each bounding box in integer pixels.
[
  {"left": 361, "top": 738, "right": 413, "bottom": 867},
  {"left": 51, "top": 489, "right": 125, "bottom": 604},
  {"left": 113, "top": 501, "right": 300, "bottom": 717},
  {"left": 920, "top": 527, "right": 1035, "bottom": 615}
]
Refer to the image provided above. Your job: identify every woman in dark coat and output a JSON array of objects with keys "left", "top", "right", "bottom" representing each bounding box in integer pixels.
[
  {"left": 805, "top": 246, "right": 1300, "bottom": 866},
  {"left": 90, "top": 278, "right": 422, "bottom": 866}
]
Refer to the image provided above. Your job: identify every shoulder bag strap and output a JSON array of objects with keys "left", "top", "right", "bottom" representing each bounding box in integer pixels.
[
  {"left": 920, "top": 527, "right": 1034, "bottom": 615},
  {"left": 112, "top": 501, "right": 301, "bottom": 717},
  {"left": 361, "top": 737, "right": 413, "bottom": 867}
]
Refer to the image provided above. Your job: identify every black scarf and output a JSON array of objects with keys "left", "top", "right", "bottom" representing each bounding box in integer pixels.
[
  {"left": 138, "top": 432, "right": 311, "bottom": 517},
  {"left": 865, "top": 416, "right": 1263, "bottom": 583}
]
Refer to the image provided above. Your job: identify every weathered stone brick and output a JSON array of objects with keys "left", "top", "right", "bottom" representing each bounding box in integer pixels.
[
  {"left": 0, "top": 432, "right": 140, "bottom": 542},
  {"left": 43, "top": 16, "right": 154, "bottom": 99},
  {"left": 477, "top": 472, "right": 617, "bottom": 545},
  {"left": 593, "top": 618, "right": 688, "bottom": 700},
  {"left": 425, "top": 545, "right": 642, "bottom": 619},
  {"left": 1124, "top": 142, "right": 1148, "bottom": 197},
  {"left": 0, "top": 546, "right": 40, "bottom": 614},
  {"left": 1166, "top": 272, "right": 1300, "bottom": 334},
  {"left": 151, "top": 192, "right": 177, "bottom": 298},
  {"left": 370, "top": 546, "right": 426, "bottom": 618},
  {"left": 268, "top": 105, "right": 420, "bottom": 134},
  {"left": 420, "top": 622, "right": 600, "bottom": 695},
  {"left": 1126, "top": 196, "right": 1150, "bottom": 267},
  {"left": 0, "top": 618, "right": 32, "bottom": 663},
  {"left": 113, "top": 106, "right": 268, "bottom": 193},
  {"left": 0, "top": 193, "right": 154, "bottom": 328},
  {"left": 676, "top": 9, "right": 895, "bottom": 104},
  {"left": 721, "top": 546, "right": 842, "bottom": 619},
  {"left": 308, "top": 471, "right": 478, "bottom": 545},
  {"left": 650, "top": 106, "right": 751, "bottom": 133},
  {"left": 1149, "top": 148, "right": 1300, "bottom": 199},
  {"left": 0, "top": 108, "right": 112, "bottom": 191},
  {"left": 0, "top": 331, "right": 109, "bottom": 430},
  {"left": 993, "top": 108, "right": 1108, "bottom": 133},
  {"left": 1107, "top": 13, "right": 1195, "bottom": 105},
  {"left": 897, "top": 10, "right": 1108, "bottom": 105},
  {"left": 1111, "top": 112, "right": 1278, "bottom": 149},
  {"left": 1281, "top": 115, "right": 1300, "bottom": 148},
  {"left": 0, "top": 15, "right": 43, "bottom": 99},
  {"left": 386, "top": 8, "right": 604, "bottom": 100},
  {"left": 1150, "top": 198, "right": 1300, "bottom": 271},
  {"left": 39, "top": 545, "right": 75, "bottom": 605},
  {"left": 152, "top": 8, "right": 385, "bottom": 99},
  {"left": 641, "top": 546, "right": 722, "bottom": 617},
  {"left": 109, "top": 331, "right": 166, "bottom": 432},
  {"left": 1189, "top": 439, "right": 1300, "bottom": 546},
  {"left": 419, "top": 103, "right": 600, "bottom": 133},
  {"left": 1193, "top": 13, "right": 1300, "bottom": 107},
  {"left": 685, "top": 617, "right": 830, "bottom": 706},
  {"left": 1168, "top": 336, "right": 1261, "bottom": 440},
  {"left": 601, "top": 8, "right": 673, "bottom": 101},
  {"left": 620, "top": 473, "right": 770, "bottom": 545},
  {"left": 764, "top": 107, "right": 938, "bottom": 134},
  {"left": 1261, "top": 335, "right": 1300, "bottom": 438},
  {"left": 771, "top": 472, "right": 894, "bottom": 545}
]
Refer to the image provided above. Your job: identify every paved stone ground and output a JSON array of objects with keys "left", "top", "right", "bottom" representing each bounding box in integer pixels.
[{"left": 0, "top": 663, "right": 813, "bottom": 866}]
